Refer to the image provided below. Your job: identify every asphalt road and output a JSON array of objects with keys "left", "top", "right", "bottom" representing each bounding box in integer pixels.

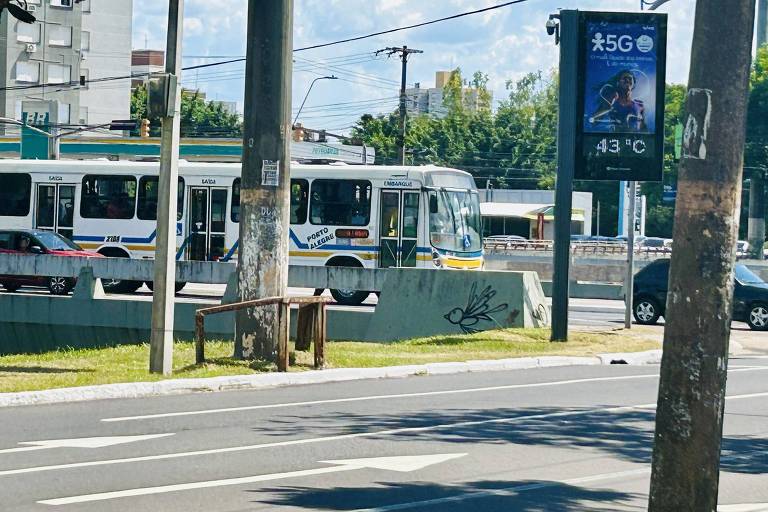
[{"left": 2, "top": 359, "right": 768, "bottom": 511}]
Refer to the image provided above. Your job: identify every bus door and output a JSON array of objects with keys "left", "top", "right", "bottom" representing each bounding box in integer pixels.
[
  {"left": 35, "top": 183, "right": 76, "bottom": 240},
  {"left": 187, "top": 187, "right": 228, "bottom": 261},
  {"left": 378, "top": 189, "right": 420, "bottom": 268}
]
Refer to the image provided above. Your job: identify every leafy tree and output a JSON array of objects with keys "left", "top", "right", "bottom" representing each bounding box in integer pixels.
[{"left": 129, "top": 85, "right": 242, "bottom": 138}]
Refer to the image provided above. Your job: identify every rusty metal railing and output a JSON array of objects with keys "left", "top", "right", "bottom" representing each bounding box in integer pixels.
[{"left": 194, "top": 295, "right": 331, "bottom": 371}]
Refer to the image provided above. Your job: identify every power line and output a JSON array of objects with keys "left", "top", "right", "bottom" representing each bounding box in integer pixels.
[{"left": 0, "top": 0, "right": 531, "bottom": 93}]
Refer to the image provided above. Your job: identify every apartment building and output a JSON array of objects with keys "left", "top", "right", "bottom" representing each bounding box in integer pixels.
[{"left": 0, "top": 0, "right": 132, "bottom": 129}]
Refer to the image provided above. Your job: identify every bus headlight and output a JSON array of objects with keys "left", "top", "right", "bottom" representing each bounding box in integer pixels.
[{"left": 432, "top": 251, "right": 442, "bottom": 268}]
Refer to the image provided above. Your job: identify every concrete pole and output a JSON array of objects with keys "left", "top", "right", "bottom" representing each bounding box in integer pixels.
[
  {"left": 234, "top": 0, "right": 293, "bottom": 361},
  {"left": 398, "top": 48, "right": 408, "bottom": 165},
  {"left": 748, "top": 0, "right": 767, "bottom": 259},
  {"left": 624, "top": 181, "right": 636, "bottom": 329},
  {"left": 648, "top": 0, "right": 756, "bottom": 509},
  {"left": 550, "top": 10, "right": 579, "bottom": 342},
  {"left": 149, "top": 0, "right": 183, "bottom": 375}
]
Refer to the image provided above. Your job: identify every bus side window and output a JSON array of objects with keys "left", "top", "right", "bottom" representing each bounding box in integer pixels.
[
  {"left": 290, "top": 179, "right": 308, "bottom": 224},
  {"left": 309, "top": 179, "right": 371, "bottom": 226},
  {"left": 80, "top": 175, "right": 137, "bottom": 220},
  {"left": 137, "top": 176, "right": 184, "bottom": 221},
  {"left": 231, "top": 178, "right": 240, "bottom": 223},
  {"left": 0, "top": 173, "right": 32, "bottom": 217}
]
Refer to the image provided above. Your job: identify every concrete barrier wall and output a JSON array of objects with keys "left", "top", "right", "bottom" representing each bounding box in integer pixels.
[{"left": 0, "top": 267, "right": 549, "bottom": 354}]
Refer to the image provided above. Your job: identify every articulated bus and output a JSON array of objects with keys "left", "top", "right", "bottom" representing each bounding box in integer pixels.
[{"left": 0, "top": 160, "right": 483, "bottom": 304}]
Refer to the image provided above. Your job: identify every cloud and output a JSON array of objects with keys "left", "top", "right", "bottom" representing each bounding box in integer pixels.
[{"left": 134, "top": 0, "right": 697, "bottom": 130}]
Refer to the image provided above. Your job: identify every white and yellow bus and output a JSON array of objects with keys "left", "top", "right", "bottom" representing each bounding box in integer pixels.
[{"left": 0, "top": 159, "right": 483, "bottom": 303}]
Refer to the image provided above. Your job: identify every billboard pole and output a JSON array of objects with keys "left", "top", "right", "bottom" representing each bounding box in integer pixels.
[
  {"left": 624, "top": 180, "right": 637, "bottom": 328},
  {"left": 550, "top": 10, "right": 580, "bottom": 342}
]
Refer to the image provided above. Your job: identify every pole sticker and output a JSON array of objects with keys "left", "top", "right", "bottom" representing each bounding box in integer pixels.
[
  {"left": 682, "top": 88, "right": 712, "bottom": 161},
  {"left": 262, "top": 160, "right": 280, "bottom": 187}
]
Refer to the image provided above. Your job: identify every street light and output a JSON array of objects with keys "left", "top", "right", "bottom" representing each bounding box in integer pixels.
[
  {"left": 641, "top": 0, "right": 672, "bottom": 10},
  {"left": 293, "top": 75, "right": 337, "bottom": 127}
]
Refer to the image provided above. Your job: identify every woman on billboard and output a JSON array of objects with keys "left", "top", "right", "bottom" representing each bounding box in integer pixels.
[{"left": 588, "top": 69, "right": 646, "bottom": 132}]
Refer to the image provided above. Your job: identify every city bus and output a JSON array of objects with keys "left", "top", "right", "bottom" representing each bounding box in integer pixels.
[{"left": 0, "top": 159, "right": 483, "bottom": 304}]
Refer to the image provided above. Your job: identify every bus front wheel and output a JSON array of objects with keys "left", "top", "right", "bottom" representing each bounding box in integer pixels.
[{"left": 326, "top": 258, "right": 369, "bottom": 306}]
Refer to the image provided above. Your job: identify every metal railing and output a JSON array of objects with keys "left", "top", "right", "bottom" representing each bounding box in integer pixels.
[
  {"left": 483, "top": 239, "right": 673, "bottom": 256},
  {"left": 195, "top": 295, "right": 331, "bottom": 371}
]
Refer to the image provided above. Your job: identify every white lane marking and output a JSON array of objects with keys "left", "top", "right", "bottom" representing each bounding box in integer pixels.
[
  {"left": 101, "top": 366, "right": 768, "bottom": 423},
  {"left": 719, "top": 505, "right": 768, "bottom": 512},
  {"left": 5, "top": 390, "right": 768, "bottom": 478},
  {"left": 38, "top": 453, "right": 467, "bottom": 506},
  {"left": 0, "top": 434, "right": 174, "bottom": 455},
  {"left": 101, "top": 374, "right": 662, "bottom": 422}
]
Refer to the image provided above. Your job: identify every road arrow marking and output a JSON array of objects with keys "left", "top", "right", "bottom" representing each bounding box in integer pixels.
[
  {"left": 38, "top": 453, "right": 467, "bottom": 506},
  {"left": 0, "top": 434, "right": 174, "bottom": 455}
]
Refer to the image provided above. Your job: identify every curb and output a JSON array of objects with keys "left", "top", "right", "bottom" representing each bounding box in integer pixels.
[{"left": 0, "top": 350, "right": 664, "bottom": 408}]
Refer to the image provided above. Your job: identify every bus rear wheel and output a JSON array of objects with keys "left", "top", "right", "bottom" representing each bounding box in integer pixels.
[
  {"left": 145, "top": 281, "right": 187, "bottom": 293},
  {"left": 325, "top": 257, "right": 369, "bottom": 306}
]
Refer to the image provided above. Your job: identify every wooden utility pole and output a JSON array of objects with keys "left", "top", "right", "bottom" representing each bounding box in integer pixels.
[
  {"left": 648, "top": 1, "right": 756, "bottom": 509},
  {"left": 149, "top": 0, "right": 183, "bottom": 375},
  {"left": 234, "top": 0, "right": 293, "bottom": 361},
  {"left": 376, "top": 46, "right": 422, "bottom": 165}
]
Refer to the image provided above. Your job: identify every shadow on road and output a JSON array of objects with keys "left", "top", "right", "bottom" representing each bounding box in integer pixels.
[
  {"left": 252, "top": 479, "right": 639, "bottom": 511},
  {"left": 250, "top": 406, "right": 768, "bottom": 475}
]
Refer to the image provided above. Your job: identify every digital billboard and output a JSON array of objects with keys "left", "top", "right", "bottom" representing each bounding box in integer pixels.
[{"left": 575, "top": 12, "right": 667, "bottom": 181}]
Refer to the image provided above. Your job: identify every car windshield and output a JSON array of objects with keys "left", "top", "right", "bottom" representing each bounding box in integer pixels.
[
  {"left": 735, "top": 264, "right": 764, "bottom": 284},
  {"left": 429, "top": 189, "right": 482, "bottom": 253},
  {"left": 35, "top": 232, "right": 81, "bottom": 251}
]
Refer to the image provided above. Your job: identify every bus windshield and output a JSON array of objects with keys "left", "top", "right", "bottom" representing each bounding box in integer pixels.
[{"left": 429, "top": 189, "right": 482, "bottom": 253}]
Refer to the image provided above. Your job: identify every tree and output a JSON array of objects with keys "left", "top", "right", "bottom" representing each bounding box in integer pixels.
[{"left": 129, "top": 85, "right": 243, "bottom": 138}]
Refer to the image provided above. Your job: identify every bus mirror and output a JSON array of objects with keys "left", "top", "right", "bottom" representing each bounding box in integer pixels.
[{"left": 429, "top": 195, "right": 438, "bottom": 214}]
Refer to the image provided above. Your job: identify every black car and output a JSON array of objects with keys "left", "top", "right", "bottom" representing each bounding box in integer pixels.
[{"left": 633, "top": 258, "right": 768, "bottom": 331}]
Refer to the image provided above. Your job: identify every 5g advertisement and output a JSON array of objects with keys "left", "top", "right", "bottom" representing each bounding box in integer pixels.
[{"left": 575, "top": 11, "right": 667, "bottom": 181}]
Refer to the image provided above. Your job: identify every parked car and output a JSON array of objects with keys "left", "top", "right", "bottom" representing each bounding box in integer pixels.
[
  {"left": 736, "top": 240, "right": 751, "bottom": 259},
  {"left": 632, "top": 258, "right": 768, "bottom": 331},
  {"left": 0, "top": 229, "right": 103, "bottom": 295}
]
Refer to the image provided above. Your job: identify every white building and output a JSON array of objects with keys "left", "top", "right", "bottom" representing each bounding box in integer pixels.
[
  {"left": 480, "top": 189, "right": 593, "bottom": 239},
  {"left": 405, "top": 71, "right": 491, "bottom": 119},
  {"left": 0, "top": 0, "right": 133, "bottom": 129}
]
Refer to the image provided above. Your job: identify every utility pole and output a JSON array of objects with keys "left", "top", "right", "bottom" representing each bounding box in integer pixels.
[
  {"left": 648, "top": 1, "right": 756, "bottom": 510},
  {"left": 376, "top": 46, "right": 422, "bottom": 165},
  {"left": 234, "top": 0, "right": 293, "bottom": 361},
  {"left": 748, "top": 0, "right": 767, "bottom": 259},
  {"left": 624, "top": 181, "right": 637, "bottom": 329},
  {"left": 149, "top": 0, "right": 183, "bottom": 375}
]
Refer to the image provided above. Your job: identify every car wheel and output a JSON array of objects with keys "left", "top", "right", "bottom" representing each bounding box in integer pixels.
[
  {"left": 747, "top": 303, "right": 768, "bottom": 331},
  {"left": 633, "top": 296, "right": 661, "bottom": 325},
  {"left": 47, "top": 277, "right": 73, "bottom": 296},
  {"left": 2, "top": 283, "right": 20, "bottom": 293}
]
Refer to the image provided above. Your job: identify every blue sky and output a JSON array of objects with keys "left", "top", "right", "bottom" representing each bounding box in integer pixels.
[{"left": 132, "top": 0, "right": 698, "bottom": 133}]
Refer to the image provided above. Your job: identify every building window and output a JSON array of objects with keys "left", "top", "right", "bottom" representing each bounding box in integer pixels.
[
  {"left": 16, "top": 22, "right": 40, "bottom": 43},
  {"left": 80, "top": 175, "right": 137, "bottom": 219},
  {"left": 0, "top": 174, "right": 32, "bottom": 217},
  {"left": 58, "top": 103, "right": 70, "bottom": 124},
  {"left": 79, "top": 68, "right": 89, "bottom": 89},
  {"left": 137, "top": 177, "right": 184, "bottom": 221},
  {"left": 15, "top": 61, "right": 39, "bottom": 83},
  {"left": 309, "top": 179, "right": 371, "bottom": 226},
  {"left": 80, "top": 31, "right": 90, "bottom": 51},
  {"left": 48, "top": 25, "right": 72, "bottom": 47},
  {"left": 48, "top": 63, "right": 71, "bottom": 84},
  {"left": 50, "top": 0, "right": 74, "bottom": 8}
]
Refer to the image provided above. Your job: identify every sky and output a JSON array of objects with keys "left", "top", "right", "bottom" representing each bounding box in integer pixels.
[{"left": 131, "top": 0, "right": 699, "bottom": 133}]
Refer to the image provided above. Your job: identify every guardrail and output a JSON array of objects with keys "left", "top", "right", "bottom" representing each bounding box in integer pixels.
[{"left": 483, "top": 240, "right": 672, "bottom": 256}]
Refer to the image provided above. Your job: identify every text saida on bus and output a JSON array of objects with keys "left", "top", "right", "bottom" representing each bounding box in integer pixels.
[{"left": 0, "top": 159, "right": 484, "bottom": 304}]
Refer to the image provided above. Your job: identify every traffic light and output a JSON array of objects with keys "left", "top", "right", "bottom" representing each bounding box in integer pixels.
[{"left": 140, "top": 119, "right": 150, "bottom": 138}]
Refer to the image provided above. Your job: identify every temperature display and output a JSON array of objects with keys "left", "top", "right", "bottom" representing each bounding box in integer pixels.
[{"left": 594, "top": 138, "right": 647, "bottom": 155}]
